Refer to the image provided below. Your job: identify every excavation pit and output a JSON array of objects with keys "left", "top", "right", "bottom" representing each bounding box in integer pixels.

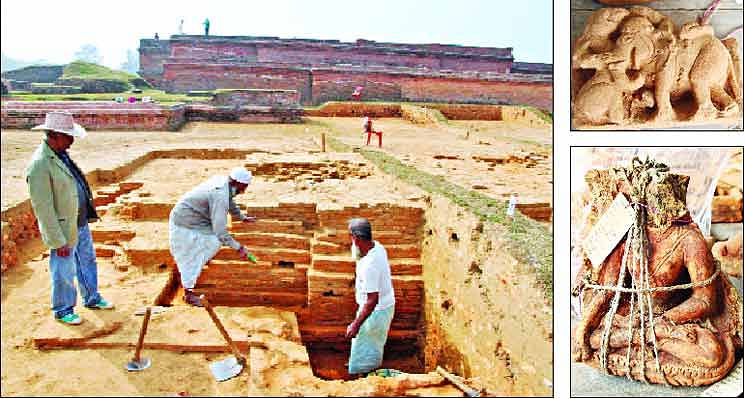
[
  {"left": 3, "top": 117, "right": 553, "bottom": 396},
  {"left": 81, "top": 152, "right": 430, "bottom": 382}
]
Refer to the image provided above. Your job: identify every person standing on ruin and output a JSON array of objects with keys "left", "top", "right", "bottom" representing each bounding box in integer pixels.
[
  {"left": 26, "top": 112, "right": 114, "bottom": 325},
  {"left": 203, "top": 18, "right": 210, "bottom": 36},
  {"left": 345, "top": 218, "right": 396, "bottom": 376},
  {"left": 178, "top": 19, "right": 184, "bottom": 35},
  {"left": 168, "top": 167, "right": 257, "bottom": 307}
]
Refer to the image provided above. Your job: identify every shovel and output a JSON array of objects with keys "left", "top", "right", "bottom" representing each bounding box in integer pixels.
[
  {"left": 436, "top": 366, "right": 481, "bottom": 397},
  {"left": 126, "top": 306, "right": 152, "bottom": 371},
  {"left": 201, "top": 295, "right": 246, "bottom": 382}
]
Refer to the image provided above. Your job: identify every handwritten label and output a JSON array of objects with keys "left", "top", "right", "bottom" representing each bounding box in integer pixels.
[{"left": 583, "top": 194, "right": 635, "bottom": 268}]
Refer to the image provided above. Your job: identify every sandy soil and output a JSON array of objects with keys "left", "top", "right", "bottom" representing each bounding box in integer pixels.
[
  {"left": 122, "top": 156, "right": 424, "bottom": 209},
  {"left": 1, "top": 122, "right": 319, "bottom": 211},
  {"left": 0, "top": 244, "right": 249, "bottom": 396},
  {"left": 317, "top": 117, "right": 552, "bottom": 204},
  {"left": 2, "top": 118, "right": 552, "bottom": 211}
]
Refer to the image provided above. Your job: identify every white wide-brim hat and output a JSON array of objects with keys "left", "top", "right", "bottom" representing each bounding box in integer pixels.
[
  {"left": 230, "top": 167, "right": 252, "bottom": 185},
  {"left": 31, "top": 111, "right": 87, "bottom": 138}
]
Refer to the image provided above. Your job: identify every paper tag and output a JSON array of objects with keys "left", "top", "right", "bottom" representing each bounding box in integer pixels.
[
  {"left": 583, "top": 194, "right": 635, "bottom": 268},
  {"left": 699, "top": 359, "right": 743, "bottom": 397}
]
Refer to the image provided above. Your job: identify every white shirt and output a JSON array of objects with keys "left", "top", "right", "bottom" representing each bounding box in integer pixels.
[{"left": 355, "top": 241, "right": 395, "bottom": 311}]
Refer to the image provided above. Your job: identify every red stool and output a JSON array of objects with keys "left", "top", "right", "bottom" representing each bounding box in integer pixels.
[
  {"left": 366, "top": 130, "right": 382, "bottom": 147},
  {"left": 363, "top": 118, "right": 382, "bottom": 147}
]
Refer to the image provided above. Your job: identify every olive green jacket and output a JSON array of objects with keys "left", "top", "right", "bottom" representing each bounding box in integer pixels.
[{"left": 26, "top": 141, "right": 95, "bottom": 249}]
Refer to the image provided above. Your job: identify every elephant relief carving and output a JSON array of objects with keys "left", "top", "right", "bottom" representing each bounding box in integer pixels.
[{"left": 572, "top": 7, "right": 743, "bottom": 127}]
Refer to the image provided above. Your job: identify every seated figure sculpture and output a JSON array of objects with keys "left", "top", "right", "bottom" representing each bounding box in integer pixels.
[
  {"left": 572, "top": 158, "right": 742, "bottom": 386},
  {"left": 572, "top": 6, "right": 742, "bottom": 127}
]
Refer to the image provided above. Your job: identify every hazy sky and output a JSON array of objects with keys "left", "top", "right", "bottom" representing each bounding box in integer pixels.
[{"left": 1, "top": 0, "right": 553, "bottom": 69}]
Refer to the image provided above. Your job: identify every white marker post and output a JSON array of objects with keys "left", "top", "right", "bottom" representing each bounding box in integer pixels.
[
  {"left": 507, "top": 194, "right": 517, "bottom": 218},
  {"left": 507, "top": 194, "right": 518, "bottom": 233}
]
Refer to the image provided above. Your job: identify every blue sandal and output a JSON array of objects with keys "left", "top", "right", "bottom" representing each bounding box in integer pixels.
[{"left": 56, "top": 313, "right": 82, "bottom": 325}]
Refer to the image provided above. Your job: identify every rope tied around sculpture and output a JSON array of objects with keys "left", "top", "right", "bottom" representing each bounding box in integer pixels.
[
  {"left": 581, "top": 157, "right": 720, "bottom": 385},
  {"left": 699, "top": 0, "right": 742, "bottom": 40}
]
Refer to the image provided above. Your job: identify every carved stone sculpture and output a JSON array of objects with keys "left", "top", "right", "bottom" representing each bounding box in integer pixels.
[
  {"left": 573, "top": 158, "right": 743, "bottom": 386},
  {"left": 572, "top": 7, "right": 743, "bottom": 127}
]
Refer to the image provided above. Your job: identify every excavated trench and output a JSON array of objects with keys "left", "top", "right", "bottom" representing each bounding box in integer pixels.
[
  {"left": 4, "top": 146, "right": 552, "bottom": 395},
  {"left": 82, "top": 150, "right": 431, "bottom": 381}
]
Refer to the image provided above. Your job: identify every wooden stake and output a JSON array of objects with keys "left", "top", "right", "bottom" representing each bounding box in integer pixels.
[{"left": 321, "top": 132, "right": 326, "bottom": 152}]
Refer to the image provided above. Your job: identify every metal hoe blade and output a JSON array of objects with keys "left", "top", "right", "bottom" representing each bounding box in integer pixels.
[
  {"left": 209, "top": 356, "right": 244, "bottom": 382},
  {"left": 126, "top": 357, "right": 152, "bottom": 372}
]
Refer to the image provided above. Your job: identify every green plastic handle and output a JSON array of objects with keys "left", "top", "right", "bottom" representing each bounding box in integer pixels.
[{"left": 247, "top": 253, "right": 258, "bottom": 263}]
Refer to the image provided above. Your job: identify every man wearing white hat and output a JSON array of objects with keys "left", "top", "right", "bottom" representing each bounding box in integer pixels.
[
  {"left": 26, "top": 112, "right": 114, "bottom": 325},
  {"left": 169, "top": 167, "right": 257, "bottom": 306}
]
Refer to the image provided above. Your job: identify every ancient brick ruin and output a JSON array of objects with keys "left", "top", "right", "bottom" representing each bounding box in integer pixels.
[{"left": 139, "top": 35, "right": 552, "bottom": 110}]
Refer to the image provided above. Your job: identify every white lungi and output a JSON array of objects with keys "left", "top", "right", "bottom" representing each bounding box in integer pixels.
[{"left": 168, "top": 218, "right": 221, "bottom": 289}]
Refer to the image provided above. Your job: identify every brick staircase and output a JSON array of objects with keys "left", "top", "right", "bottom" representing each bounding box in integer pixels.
[
  {"left": 88, "top": 203, "right": 426, "bottom": 348},
  {"left": 192, "top": 219, "right": 312, "bottom": 308}
]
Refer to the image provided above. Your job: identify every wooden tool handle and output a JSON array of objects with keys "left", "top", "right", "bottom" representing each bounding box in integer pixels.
[
  {"left": 436, "top": 366, "right": 480, "bottom": 397},
  {"left": 133, "top": 307, "right": 152, "bottom": 362},
  {"left": 201, "top": 295, "right": 244, "bottom": 361}
]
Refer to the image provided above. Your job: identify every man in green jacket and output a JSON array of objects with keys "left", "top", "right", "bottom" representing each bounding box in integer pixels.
[{"left": 26, "top": 112, "right": 114, "bottom": 325}]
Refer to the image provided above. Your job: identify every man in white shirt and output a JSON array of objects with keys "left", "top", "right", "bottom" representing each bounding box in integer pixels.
[{"left": 345, "top": 218, "right": 396, "bottom": 376}]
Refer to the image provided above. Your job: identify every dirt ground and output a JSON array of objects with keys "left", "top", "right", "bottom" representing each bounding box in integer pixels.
[
  {"left": 1, "top": 117, "right": 551, "bottom": 396},
  {"left": 321, "top": 118, "right": 552, "bottom": 204},
  {"left": 2, "top": 117, "right": 552, "bottom": 211}
]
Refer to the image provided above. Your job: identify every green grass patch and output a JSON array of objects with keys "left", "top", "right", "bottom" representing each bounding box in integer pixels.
[
  {"left": 62, "top": 61, "right": 138, "bottom": 81},
  {"left": 4, "top": 89, "right": 194, "bottom": 104},
  {"left": 525, "top": 106, "right": 553, "bottom": 124},
  {"left": 61, "top": 61, "right": 151, "bottom": 89},
  {"left": 323, "top": 128, "right": 552, "bottom": 299}
]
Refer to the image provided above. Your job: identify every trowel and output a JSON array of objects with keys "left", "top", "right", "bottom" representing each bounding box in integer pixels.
[
  {"left": 126, "top": 307, "right": 152, "bottom": 371},
  {"left": 201, "top": 295, "right": 246, "bottom": 382}
]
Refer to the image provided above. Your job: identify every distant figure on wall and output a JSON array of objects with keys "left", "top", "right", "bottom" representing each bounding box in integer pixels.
[
  {"left": 203, "top": 18, "right": 210, "bottom": 36},
  {"left": 351, "top": 86, "right": 364, "bottom": 101},
  {"left": 154, "top": 33, "right": 159, "bottom": 40},
  {"left": 179, "top": 19, "right": 184, "bottom": 35}
]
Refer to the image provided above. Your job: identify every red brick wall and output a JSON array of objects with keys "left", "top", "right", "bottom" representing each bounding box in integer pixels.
[
  {"left": 212, "top": 89, "right": 300, "bottom": 107},
  {"left": 1, "top": 102, "right": 186, "bottom": 131},
  {"left": 311, "top": 70, "right": 403, "bottom": 103},
  {"left": 311, "top": 71, "right": 552, "bottom": 110},
  {"left": 171, "top": 42, "right": 258, "bottom": 61},
  {"left": 440, "top": 58, "right": 511, "bottom": 73},
  {"left": 256, "top": 45, "right": 443, "bottom": 69},
  {"left": 401, "top": 77, "right": 552, "bottom": 110},
  {"left": 161, "top": 63, "right": 312, "bottom": 102},
  {"left": 158, "top": 64, "right": 551, "bottom": 109},
  {"left": 139, "top": 40, "right": 172, "bottom": 86}
]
